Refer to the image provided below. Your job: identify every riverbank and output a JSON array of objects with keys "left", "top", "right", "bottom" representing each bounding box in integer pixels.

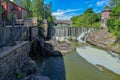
[{"left": 86, "top": 29, "right": 120, "bottom": 54}]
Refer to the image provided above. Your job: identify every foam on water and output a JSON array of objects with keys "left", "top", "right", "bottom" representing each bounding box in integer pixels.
[
  {"left": 77, "top": 29, "right": 91, "bottom": 42},
  {"left": 76, "top": 46, "right": 120, "bottom": 74}
]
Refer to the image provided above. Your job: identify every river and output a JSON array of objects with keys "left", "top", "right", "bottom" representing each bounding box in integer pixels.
[
  {"left": 37, "top": 28, "right": 120, "bottom": 80},
  {"left": 64, "top": 44, "right": 120, "bottom": 80},
  {"left": 37, "top": 42, "right": 120, "bottom": 80}
]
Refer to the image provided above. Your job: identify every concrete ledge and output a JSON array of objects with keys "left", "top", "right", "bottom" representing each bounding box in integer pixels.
[{"left": 0, "top": 41, "right": 29, "bottom": 59}]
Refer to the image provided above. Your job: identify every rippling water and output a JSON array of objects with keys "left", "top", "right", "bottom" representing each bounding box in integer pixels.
[
  {"left": 64, "top": 46, "right": 120, "bottom": 80},
  {"left": 37, "top": 45, "right": 120, "bottom": 80},
  {"left": 76, "top": 46, "right": 120, "bottom": 74}
]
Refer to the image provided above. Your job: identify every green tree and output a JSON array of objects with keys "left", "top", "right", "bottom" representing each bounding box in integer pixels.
[
  {"left": 84, "top": 8, "right": 94, "bottom": 14},
  {"left": 22, "top": 0, "right": 32, "bottom": 17},
  {"left": 32, "top": 0, "right": 44, "bottom": 21},
  {"left": 22, "top": 0, "right": 31, "bottom": 10},
  {"left": 71, "top": 8, "right": 101, "bottom": 28},
  {"left": 44, "top": 4, "right": 53, "bottom": 26},
  {"left": 111, "top": 2, "right": 120, "bottom": 16},
  {"left": 13, "top": 0, "right": 23, "bottom": 6},
  {"left": 106, "top": 2, "right": 120, "bottom": 42}
]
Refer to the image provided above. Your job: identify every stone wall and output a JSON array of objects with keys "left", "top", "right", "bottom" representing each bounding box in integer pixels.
[
  {"left": 0, "top": 27, "right": 29, "bottom": 46},
  {"left": 0, "top": 26, "right": 38, "bottom": 47},
  {"left": 0, "top": 41, "right": 30, "bottom": 80}
]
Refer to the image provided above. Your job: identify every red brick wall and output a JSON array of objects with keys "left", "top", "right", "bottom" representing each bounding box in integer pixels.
[
  {"left": 2, "top": 1, "right": 8, "bottom": 20},
  {"left": 2, "top": 1, "right": 28, "bottom": 20},
  {"left": 102, "top": 11, "right": 111, "bottom": 19},
  {"left": 9, "top": 1, "right": 22, "bottom": 19}
]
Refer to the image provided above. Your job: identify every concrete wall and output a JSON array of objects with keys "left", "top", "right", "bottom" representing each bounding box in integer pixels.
[
  {"left": 53, "top": 26, "right": 84, "bottom": 40},
  {"left": 0, "top": 26, "right": 38, "bottom": 47},
  {"left": 0, "top": 27, "right": 11, "bottom": 46},
  {"left": 0, "top": 41, "right": 30, "bottom": 80},
  {"left": 0, "top": 27, "right": 29, "bottom": 46},
  {"left": 53, "top": 26, "right": 97, "bottom": 41}
]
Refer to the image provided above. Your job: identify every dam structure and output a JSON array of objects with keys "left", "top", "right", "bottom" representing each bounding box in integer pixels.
[{"left": 53, "top": 26, "right": 96, "bottom": 41}]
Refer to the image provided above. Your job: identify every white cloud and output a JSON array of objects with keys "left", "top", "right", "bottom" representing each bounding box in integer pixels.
[
  {"left": 52, "top": 9, "right": 81, "bottom": 16},
  {"left": 96, "top": 0, "right": 109, "bottom": 6},
  {"left": 52, "top": 9, "right": 81, "bottom": 20}
]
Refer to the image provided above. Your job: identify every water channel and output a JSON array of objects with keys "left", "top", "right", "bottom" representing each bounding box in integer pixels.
[{"left": 37, "top": 28, "right": 120, "bottom": 80}]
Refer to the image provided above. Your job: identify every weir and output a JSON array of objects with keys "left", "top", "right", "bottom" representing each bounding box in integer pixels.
[{"left": 53, "top": 26, "right": 96, "bottom": 41}]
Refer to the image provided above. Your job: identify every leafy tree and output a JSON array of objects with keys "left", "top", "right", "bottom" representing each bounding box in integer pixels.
[
  {"left": 13, "top": 0, "right": 53, "bottom": 26},
  {"left": 71, "top": 8, "right": 101, "bottom": 28},
  {"left": 111, "top": 2, "right": 120, "bottom": 16},
  {"left": 22, "top": 0, "right": 32, "bottom": 17},
  {"left": 32, "top": 0, "right": 44, "bottom": 21},
  {"left": 84, "top": 8, "right": 94, "bottom": 14},
  {"left": 13, "top": 0, "right": 23, "bottom": 6},
  {"left": 22, "top": 0, "right": 31, "bottom": 10},
  {"left": 107, "top": 2, "right": 120, "bottom": 42}
]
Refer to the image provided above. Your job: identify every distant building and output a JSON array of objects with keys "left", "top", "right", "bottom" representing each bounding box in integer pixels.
[
  {"left": 101, "top": 9, "right": 111, "bottom": 28},
  {"left": 54, "top": 20, "right": 72, "bottom": 26},
  {"left": 1, "top": 0, "right": 29, "bottom": 20}
]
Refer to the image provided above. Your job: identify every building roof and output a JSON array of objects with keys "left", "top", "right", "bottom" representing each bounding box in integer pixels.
[
  {"left": 9, "top": 0, "right": 29, "bottom": 12},
  {"left": 102, "top": 9, "right": 111, "bottom": 12}
]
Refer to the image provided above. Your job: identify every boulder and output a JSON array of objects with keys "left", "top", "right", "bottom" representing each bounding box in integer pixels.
[
  {"left": 17, "top": 58, "right": 38, "bottom": 77},
  {"left": 44, "top": 43, "right": 53, "bottom": 51},
  {"left": 46, "top": 27, "right": 55, "bottom": 40}
]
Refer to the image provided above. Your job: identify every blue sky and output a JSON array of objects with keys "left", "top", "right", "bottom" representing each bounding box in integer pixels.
[{"left": 44, "top": 0, "right": 110, "bottom": 20}]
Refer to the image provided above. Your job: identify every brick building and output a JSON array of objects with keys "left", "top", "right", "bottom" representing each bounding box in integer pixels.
[
  {"left": 101, "top": 9, "right": 111, "bottom": 28},
  {"left": 1, "top": 0, "right": 29, "bottom": 20}
]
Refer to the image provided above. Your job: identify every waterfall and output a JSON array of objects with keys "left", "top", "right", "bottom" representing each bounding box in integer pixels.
[
  {"left": 77, "top": 28, "right": 91, "bottom": 42},
  {"left": 53, "top": 26, "right": 96, "bottom": 41}
]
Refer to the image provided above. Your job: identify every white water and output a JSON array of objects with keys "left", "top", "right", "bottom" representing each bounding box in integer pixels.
[
  {"left": 77, "top": 32, "right": 87, "bottom": 42},
  {"left": 76, "top": 46, "right": 120, "bottom": 74},
  {"left": 77, "top": 29, "right": 91, "bottom": 42}
]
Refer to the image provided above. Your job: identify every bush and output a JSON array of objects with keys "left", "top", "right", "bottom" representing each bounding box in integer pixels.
[{"left": 107, "top": 18, "right": 120, "bottom": 42}]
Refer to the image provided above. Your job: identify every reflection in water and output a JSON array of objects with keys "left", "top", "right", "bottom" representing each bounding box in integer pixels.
[
  {"left": 38, "top": 57, "right": 66, "bottom": 80},
  {"left": 76, "top": 46, "right": 120, "bottom": 74}
]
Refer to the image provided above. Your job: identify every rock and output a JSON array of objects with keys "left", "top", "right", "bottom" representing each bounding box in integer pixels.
[
  {"left": 36, "top": 38, "right": 45, "bottom": 47},
  {"left": 17, "top": 58, "right": 38, "bottom": 77},
  {"left": 44, "top": 43, "right": 53, "bottom": 51},
  {"left": 39, "top": 27, "right": 47, "bottom": 39},
  {"left": 86, "top": 29, "right": 120, "bottom": 54},
  {"left": 46, "top": 27, "right": 55, "bottom": 40},
  {"left": 22, "top": 74, "right": 50, "bottom": 80}
]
